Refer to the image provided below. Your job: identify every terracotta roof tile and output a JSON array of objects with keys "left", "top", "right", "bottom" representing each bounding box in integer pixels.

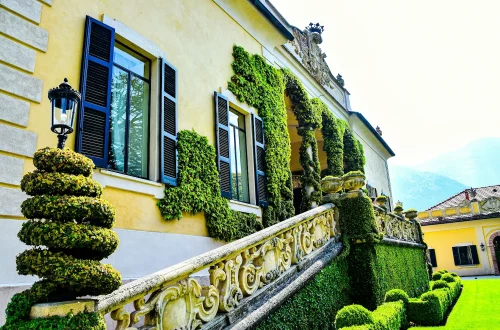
[{"left": 426, "top": 184, "right": 500, "bottom": 211}]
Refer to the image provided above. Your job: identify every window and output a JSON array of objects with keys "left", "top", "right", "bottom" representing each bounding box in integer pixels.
[
  {"left": 77, "top": 16, "right": 178, "bottom": 185},
  {"left": 214, "top": 92, "right": 267, "bottom": 206},
  {"left": 229, "top": 109, "right": 250, "bottom": 203},
  {"left": 428, "top": 248, "right": 437, "bottom": 267},
  {"left": 108, "top": 43, "right": 151, "bottom": 178},
  {"left": 452, "top": 245, "right": 479, "bottom": 266}
]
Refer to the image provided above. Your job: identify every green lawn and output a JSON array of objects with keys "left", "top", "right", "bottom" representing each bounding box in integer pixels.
[{"left": 413, "top": 279, "right": 500, "bottom": 330}]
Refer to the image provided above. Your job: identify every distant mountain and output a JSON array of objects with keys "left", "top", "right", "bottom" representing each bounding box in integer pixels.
[
  {"left": 389, "top": 165, "right": 467, "bottom": 211},
  {"left": 414, "top": 137, "right": 500, "bottom": 187}
]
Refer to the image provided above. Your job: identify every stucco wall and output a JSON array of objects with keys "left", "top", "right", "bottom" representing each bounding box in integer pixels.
[{"left": 422, "top": 218, "right": 500, "bottom": 276}]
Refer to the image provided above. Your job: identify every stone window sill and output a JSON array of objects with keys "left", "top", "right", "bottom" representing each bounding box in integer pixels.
[
  {"left": 229, "top": 200, "right": 262, "bottom": 218},
  {"left": 93, "top": 169, "right": 164, "bottom": 199}
]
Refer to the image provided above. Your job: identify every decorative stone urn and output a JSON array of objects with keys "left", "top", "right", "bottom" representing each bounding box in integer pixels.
[
  {"left": 320, "top": 176, "right": 343, "bottom": 195},
  {"left": 342, "top": 171, "right": 366, "bottom": 192},
  {"left": 375, "top": 195, "right": 388, "bottom": 207},
  {"left": 394, "top": 201, "right": 404, "bottom": 215},
  {"left": 404, "top": 208, "right": 418, "bottom": 221}
]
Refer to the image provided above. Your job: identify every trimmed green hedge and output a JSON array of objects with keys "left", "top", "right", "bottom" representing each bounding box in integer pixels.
[
  {"left": 2, "top": 148, "right": 120, "bottom": 330},
  {"left": 407, "top": 275, "right": 461, "bottom": 326},
  {"left": 33, "top": 147, "right": 94, "bottom": 176},
  {"left": 256, "top": 247, "right": 351, "bottom": 329},
  {"left": 21, "top": 171, "right": 102, "bottom": 197},
  {"left": 17, "top": 249, "right": 121, "bottom": 296},
  {"left": 373, "top": 243, "right": 430, "bottom": 304},
  {"left": 335, "top": 301, "right": 406, "bottom": 330},
  {"left": 21, "top": 195, "right": 115, "bottom": 228},
  {"left": 18, "top": 220, "right": 119, "bottom": 260}
]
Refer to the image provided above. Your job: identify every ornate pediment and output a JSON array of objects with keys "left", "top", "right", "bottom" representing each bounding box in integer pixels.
[
  {"left": 289, "top": 23, "right": 337, "bottom": 89},
  {"left": 480, "top": 197, "right": 500, "bottom": 212}
]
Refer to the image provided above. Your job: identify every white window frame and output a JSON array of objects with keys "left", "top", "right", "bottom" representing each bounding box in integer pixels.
[{"left": 220, "top": 89, "right": 262, "bottom": 218}]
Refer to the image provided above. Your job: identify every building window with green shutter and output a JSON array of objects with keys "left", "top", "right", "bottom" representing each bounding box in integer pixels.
[
  {"left": 229, "top": 108, "right": 250, "bottom": 203},
  {"left": 108, "top": 42, "right": 151, "bottom": 179},
  {"left": 452, "top": 245, "right": 480, "bottom": 266}
]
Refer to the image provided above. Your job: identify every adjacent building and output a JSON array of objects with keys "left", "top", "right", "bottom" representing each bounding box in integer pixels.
[
  {"left": 418, "top": 185, "right": 500, "bottom": 276},
  {"left": 0, "top": 0, "right": 395, "bottom": 319}
]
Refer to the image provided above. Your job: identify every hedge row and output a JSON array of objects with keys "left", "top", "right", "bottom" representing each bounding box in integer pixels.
[
  {"left": 335, "top": 301, "right": 406, "bottom": 330},
  {"left": 407, "top": 270, "right": 461, "bottom": 326},
  {"left": 336, "top": 272, "right": 461, "bottom": 329}
]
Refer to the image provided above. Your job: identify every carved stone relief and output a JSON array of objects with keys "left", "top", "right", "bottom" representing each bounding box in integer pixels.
[
  {"left": 481, "top": 197, "right": 500, "bottom": 212},
  {"left": 289, "top": 26, "right": 336, "bottom": 89}
]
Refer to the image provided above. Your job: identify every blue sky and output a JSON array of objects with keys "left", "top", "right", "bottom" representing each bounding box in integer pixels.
[{"left": 271, "top": 0, "right": 500, "bottom": 165}]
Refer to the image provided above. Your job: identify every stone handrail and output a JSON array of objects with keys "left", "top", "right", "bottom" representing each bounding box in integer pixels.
[
  {"left": 373, "top": 205, "right": 422, "bottom": 243},
  {"left": 95, "top": 203, "right": 338, "bottom": 329}
]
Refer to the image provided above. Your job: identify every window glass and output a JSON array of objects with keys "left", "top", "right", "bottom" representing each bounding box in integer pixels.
[
  {"left": 108, "top": 42, "right": 150, "bottom": 178},
  {"left": 113, "top": 43, "right": 149, "bottom": 77},
  {"left": 229, "top": 109, "right": 250, "bottom": 203}
]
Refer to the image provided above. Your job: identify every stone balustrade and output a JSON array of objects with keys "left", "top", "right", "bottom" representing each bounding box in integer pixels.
[
  {"left": 374, "top": 205, "right": 422, "bottom": 243},
  {"left": 91, "top": 204, "right": 338, "bottom": 329}
]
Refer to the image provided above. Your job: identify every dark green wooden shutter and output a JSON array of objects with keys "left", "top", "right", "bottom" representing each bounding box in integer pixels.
[
  {"left": 452, "top": 247, "right": 461, "bottom": 265},
  {"left": 252, "top": 114, "right": 268, "bottom": 207},
  {"left": 429, "top": 249, "right": 437, "bottom": 267},
  {"left": 77, "top": 16, "right": 115, "bottom": 168},
  {"left": 160, "top": 58, "right": 178, "bottom": 186},
  {"left": 214, "top": 93, "right": 231, "bottom": 199},
  {"left": 470, "top": 245, "right": 480, "bottom": 265}
]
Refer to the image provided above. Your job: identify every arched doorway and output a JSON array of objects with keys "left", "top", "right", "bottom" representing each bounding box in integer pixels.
[
  {"left": 494, "top": 237, "right": 500, "bottom": 275},
  {"left": 488, "top": 231, "right": 500, "bottom": 275}
]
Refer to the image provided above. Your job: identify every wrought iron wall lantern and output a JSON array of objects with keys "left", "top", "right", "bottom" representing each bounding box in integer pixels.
[
  {"left": 48, "top": 78, "right": 81, "bottom": 149},
  {"left": 480, "top": 243, "right": 485, "bottom": 251}
]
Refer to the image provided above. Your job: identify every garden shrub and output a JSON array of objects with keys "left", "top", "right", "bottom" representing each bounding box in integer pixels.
[
  {"left": 431, "top": 280, "right": 450, "bottom": 290},
  {"left": 407, "top": 273, "right": 461, "bottom": 326},
  {"left": 157, "top": 130, "right": 262, "bottom": 241},
  {"left": 2, "top": 147, "right": 120, "bottom": 330},
  {"left": 384, "top": 289, "right": 409, "bottom": 309},
  {"left": 229, "top": 45, "right": 295, "bottom": 226},
  {"left": 257, "top": 245, "right": 351, "bottom": 329},
  {"left": 431, "top": 271, "right": 443, "bottom": 281},
  {"left": 441, "top": 273, "right": 455, "bottom": 283},
  {"left": 450, "top": 272, "right": 459, "bottom": 277},
  {"left": 335, "top": 301, "right": 405, "bottom": 330},
  {"left": 335, "top": 305, "right": 374, "bottom": 329},
  {"left": 338, "top": 194, "right": 428, "bottom": 309}
]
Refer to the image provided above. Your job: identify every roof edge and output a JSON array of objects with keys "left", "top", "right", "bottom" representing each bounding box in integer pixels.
[
  {"left": 248, "top": 0, "right": 294, "bottom": 41},
  {"left": 350, "top": 111, "right": 395, "bottom": 157}
]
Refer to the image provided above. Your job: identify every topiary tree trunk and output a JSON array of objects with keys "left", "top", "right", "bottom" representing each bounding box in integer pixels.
[{"left": 2, "top": 148, "right": 121, "bottom": 329}]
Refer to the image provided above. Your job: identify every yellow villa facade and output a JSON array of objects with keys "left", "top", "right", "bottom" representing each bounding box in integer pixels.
[
  {"left": 0, "top": 0, "right": 396, "bottom": 320},
  {"left": 418, "top": 185, "right": 500, "bottom": 276}
]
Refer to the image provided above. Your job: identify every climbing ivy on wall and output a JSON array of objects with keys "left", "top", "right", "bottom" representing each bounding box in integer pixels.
[
  {"left": 282, "top": 69, "right": 322, "bottom": 211},
  {"left": 314, "top": 98, "right": 344, "bottom": 177},
  {"left": 229, "top": 46, "right": 295, "bottom": 226},
  {"left": 157, "top": 130, "right": 261, "bottom": 241},
  {"left": 343, "top": 127, "right": 365, "bottom": 173}
]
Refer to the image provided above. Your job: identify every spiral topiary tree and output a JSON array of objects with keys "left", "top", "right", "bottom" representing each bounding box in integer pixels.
[{"left": 2, "top": 147, "right": 121, "bottom": 329}]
